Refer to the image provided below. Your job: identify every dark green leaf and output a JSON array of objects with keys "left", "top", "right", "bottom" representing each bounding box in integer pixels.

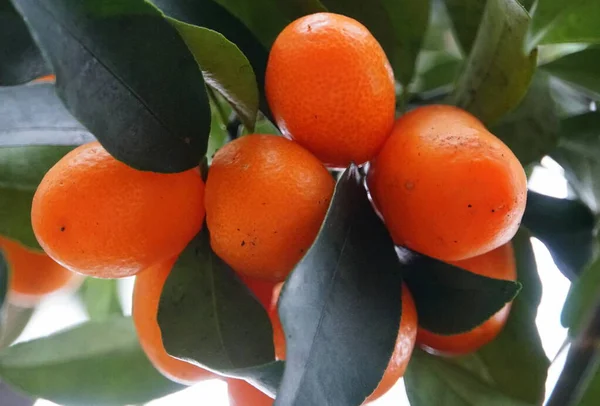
[
  {"left": 443, "top": 0, "right": 486, "bottom": 55},
  {"left": 549, "top": 77, "right": 594, "bottom": 118},
  {"left": 541, "top": 47, "right": 600, "bottom": 100},
  {"left": 80, "top": 278, "right": 122, "bottom": 322},
  {"left": 0, "top": 84, "right": 92, "bottom": 248},
  {"left": 12, "top": 0, "right": 211, "bottom": 173},
  {"left": 523, "top": 191, "right": 597, "bottom": 280},
  {"left": 452, "top": 0, "right": 537, "bottom": 125},
  {"left": 551, "top": 112, "right": 600, "bottom": 213},
  {"left": 0, "top": 0, "right": 50, "bottom": 85},
  {"left": 492, "top": 73, "right": 559, "bottom": 165},
  {"left": 157, "top": 229, "right": 277, "bottom": 385},
  {"left": 422, "top": 0, "right": 461, "bottom": 52},
  {"left": 411, "top": 50, "right": 462, "bottom": 94},
  {"left": 275, "top": 166, "right": 403, "bottom": 406},
  {"left": 405, "top": 349, "right": 532, "bottom": 406},
  {"left": 322, "top": 0, "right": 430, "bottom": 86},
  {"left": 579, "top": 367, "right": 600, "bottom": 406},
  {"left": 527, "top": 0, "right": 600, "bottom": 50},
  {"left": 276, "top": 0, "right": 326, "bottom": 19},
  {"left": 166, "top": 17, "right": 259, "bottom": 130},
  {"left": 0, "top": 317, "right": 183, "bottom": 405},
  {"left": 0, "top": 304, "right": 34, "bottom": 350}
]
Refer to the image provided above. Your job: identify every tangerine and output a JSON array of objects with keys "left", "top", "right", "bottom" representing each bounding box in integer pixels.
[{"left": 228, "top": 378, "right": 273, "bottom": 406}]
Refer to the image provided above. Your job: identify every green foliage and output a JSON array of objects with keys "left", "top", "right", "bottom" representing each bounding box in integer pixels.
[
  {"left": 541, "top": 47, "right": 600, "bottom": 99},
  {"left": 80, "top": 279, "right": 122, "bottom": 322},
  {"left": 0, "top": 304, "right": 34, "bottom": 350}
]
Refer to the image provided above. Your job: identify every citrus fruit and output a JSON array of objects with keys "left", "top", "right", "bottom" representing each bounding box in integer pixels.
[
  {"left": 268, "top": 283, "right": 417, "bottom": 403},
  {"left": 228, "top": 378, "right": 273, "bottom": 406},
  {"left": 205, "top": 134, "right": 334, "bottom": 281},
  {"left": 31, "top": 141, "right": 205, "bottom": 278},
  {"left": 265, "top": 12, "right": 396, "bottom": 167},
  {"left": 133, "top": 257, "right": 215, "bottom": 385},
  {"left": 417, "top": 242, "right": 517, "bottom": 355},
  {"left": 0, "top": 236, "right": 82, "bottom": 307},
  {"left": 368, "top": 105, "right": 527, "bottom": 261}
]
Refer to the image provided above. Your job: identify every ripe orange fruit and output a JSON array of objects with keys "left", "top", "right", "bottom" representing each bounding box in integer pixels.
[
  {"left": 31, "top": 141, "right": 205, "bottom": 278},
  {"left": 368, "top": 105, "right": 527, "bottom": 262},
  {"left": 0, "top": 236, "right": 82, "bottom": 307},
  {"left": 227, "top": 378, "right": 273, "bottom": 406},
  {"left": 417, "top": 242, "right": 517, "bottom": 355},
  {"left": 268, "top": 283, "right": 417, "bottom": 403},
  {"left": 265, "top": 12, "right": 396, "bottom": 168},
  {"left": 31, "top": 74, "right": 56, "bottom": 83},
  {"left": 205, "top": 135, "right": 334, "bottom": 281},
  {"left": 133, "top": 257, "right": 215, "bottom": 385}
]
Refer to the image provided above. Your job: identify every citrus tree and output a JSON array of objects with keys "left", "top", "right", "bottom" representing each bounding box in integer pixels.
[{"left": 1, "top": 0, "right": 599, "bottom": 405}]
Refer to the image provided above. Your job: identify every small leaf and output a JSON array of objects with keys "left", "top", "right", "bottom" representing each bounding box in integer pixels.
[
  {"left": 452, "top": 0, "right": 537, "bottom": 125},
  {"left": 527, "top": 0, "right": 600, "bottom": 51},
  {"left": 523, "top": 191, "right": 597, "bottom": 280},
  {"left": 551, "top": 112, "right": 600, "bottom": 213},
  {"left": 275, "top": 166, "right": 403, "bottom": 406},
  {"left": 0, "top": 303, "right": 35, "bottom": 350},
  {"left": 0, "top": 0, "right": 50, "bottom": 85},
  {"left": 541, "top": 47, "right": 600, "bottom": 100},
  {"left": 491, "top": 73, "right": 559, "bottom": 165},
  {"left": 399, "top": 247, "right": 521, "bottom": 335},
  {"left": 157, "top": 229, "right": 277, "bottom": 385},
  {"left": 80, "top": 278, "right": 122, "bottom": 322},
  {"left": 0, "top": 317, "right": 183, "bottom": 405},
  {"left": 12, "top": 0, "right": 211, "bottom": 173},
  {"left": 207, "top": 97, "right": 231, "bottom": 162},
  {"left": 166, "top": 17, "right": 259, "bottom": 130},
  {"left": 443, "top": 0, "right": 487, "bottom": 55},
  {"left": 322, "top": 0, "right": 430, "bottom": 86}
]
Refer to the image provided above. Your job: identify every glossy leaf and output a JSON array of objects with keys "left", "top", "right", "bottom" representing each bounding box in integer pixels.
[
  {"left": 0, "top": 0, "right": 50, "bottom": 85},
  {"left": 551, "top": 112, "right": 600, "bottom": 213},
  {"left": 400, "top": 247, "right": 521, "bottom": 335},
  {"left": 12, "top": 0, "right": 211, "bottom": 173},
  {"left": 561, "top": 251, "right": 600, "bottom": 336},
  {"left": 541, "top": 47, "right": 600, "bottom": 100},
  {"left": 276, "top": 166, "right": 403, "bottom": 406},
  {"left": 523, "top": 191, "right": 597, "bottom": 280},
  {"left": 452, "top": 0, "right": 537, "bottom": 125},
  {"left": 0, "top": 304, "right": 34, "bottom": 350},
  {"left": 527, "top": 0, "right": 600, "bottom": 50},
  {"left": 157, "top": 229, "right": 278, "bottom": 393},
  {"left": 167, "top": 17, "right": 259, "bottom": 130},
  {"left": 80, "top": 279, "right": 122, "bottom": 322},
  {"left": 492, "top": 73, "right": 559, "bottom": 165},
  {"left": 322, "top": 0, "right": 430, "bottom": 86},
  {"left": 0, "top": 317, "right": 183, "bottom": 405}
]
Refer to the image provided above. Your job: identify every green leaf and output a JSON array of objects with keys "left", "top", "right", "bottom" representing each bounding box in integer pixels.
[
  {"left": 0, "top": 0, "right": 50, "bottom": 85},
  {"left": 422, "top": 0, "right": 461, "bottom": 53},
  {"left": 452, "top": 0, "right": 537, "bottom": 125},
  {"left": 0, "top": 84, "right": 92, "bottom": 249},
  {"left": 276, "top": 0, "right": 327, "bottom": 19},
  {"left": 79, "top": 278, "right": 122, "bottom": 322},
  {"left": 527, "top": 0, "right": 600, "bottom": 50},
  {"left": 400, "top": 247, "right": 521, "bottom": 335},
  {"left": 157, "top": 228, "right": 278, "bottom": 393},
  {"left": 551, "top": 112, "right": 600, "bottom": 212},
  {"left": 0, "top": 303, "right": 35, "bottom": 350},
  {"left": 322, "top": 0, "right": 430, "bottom": 86},
  {"left": 166, "top": 17, "right": 259, "bottom": 130},
  {"left": 523, "top": 191, "right": 597, "bottom": 280},
  {"left": 491, "top": 73, "right": 559, "bottom": 165},
  {"left": 405, "top": 349, "right": 532, "bottom": 406},
  {"left": 549, "top": 77, "right": 594, "bottom": 118},
  {"left": 275, "top": 165, "right": 403, "bottom": 406},
  {"left": 541, "top": 47, "right": 600, "bottom": 100},
  {"left": 443, "top": 0, "right": 487, "bottom": 55},
  {"left": 0, "top": 317, "right": 183, "bottom": 405},
  {"left": 411, "top": 50, "right": 462, "bottom": 94},
  {"left": 207, "top": 98, "right": 231, "bottom": 162},
  {"left": 12, "top": 0, "right": 211, "bottom": 173},
  {"left": 579, "top": 367, "right": 600, "bottom": 406}
]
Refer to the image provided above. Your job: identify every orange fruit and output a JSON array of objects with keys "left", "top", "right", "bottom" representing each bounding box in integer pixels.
[
  {"left": 0, "top": 236, "right": 82, "bottom": 307},
  {"left": 268, "top": 283, "right": 417, "bottom": 403},
  {"left": 31, "top": 141, "right": 205, "bottom": 278},
  {"left": 228, "top": 378, "right": 273, "bottom": 406},
  {"left": 368, "top": 105, "right": 527, "bottom": 262},
  {"left": 133, "top": 258, "right": 215, "bottom": 385},
  {"left": 417, "top": 242, "right": 516, "bottom": 355},
  {"left": 205, "top": 135, "right": 334, "bottom": 281},
  {"left": 265, "top": 12, "right": 396, "bottom": 168},
  {"left": 31, "top": 74, "right": 56, "bottom": 83}
]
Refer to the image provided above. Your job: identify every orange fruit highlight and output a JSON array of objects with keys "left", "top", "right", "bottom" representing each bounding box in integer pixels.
[
  {"left": 0, "top": 236, "right": 82, "bottom": 307},
  {"left": 31, "top": 141, "right": 205, "bottom": 278},
  {"left": 269, "top": 283, "right": 417, "bottom": 404},
  {"left": 228, "top": 379, "right": 273, "bottom": 406},
  {"left": 368, "top": 105, "right": 527, "bottom": 262},
  {"left": 265, "top": 12, "right": 396, "bottom": 168},
  {"left": 31, "top": 74, "right": 56, "bottom": 83},
  {"left": 133, "top": 258, "right": 215, "bottom": 385},
  {"left": 417, "top": 242, "right": 517, "bottom": 355},
  {"left": 205, "top": 135, "right": 334, "bottom": 281}
]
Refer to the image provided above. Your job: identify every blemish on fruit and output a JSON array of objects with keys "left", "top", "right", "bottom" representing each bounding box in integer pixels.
[
  {"left": 60, "top": 226, "right": 65, "bottom": 232},
  {"left": 405, "top": 181, "right": 415, "bottom": 190}
]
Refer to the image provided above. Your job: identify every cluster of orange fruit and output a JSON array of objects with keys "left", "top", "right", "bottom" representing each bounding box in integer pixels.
[{"left": 10, "top": 12, "right": 526, "bottom": 405}]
